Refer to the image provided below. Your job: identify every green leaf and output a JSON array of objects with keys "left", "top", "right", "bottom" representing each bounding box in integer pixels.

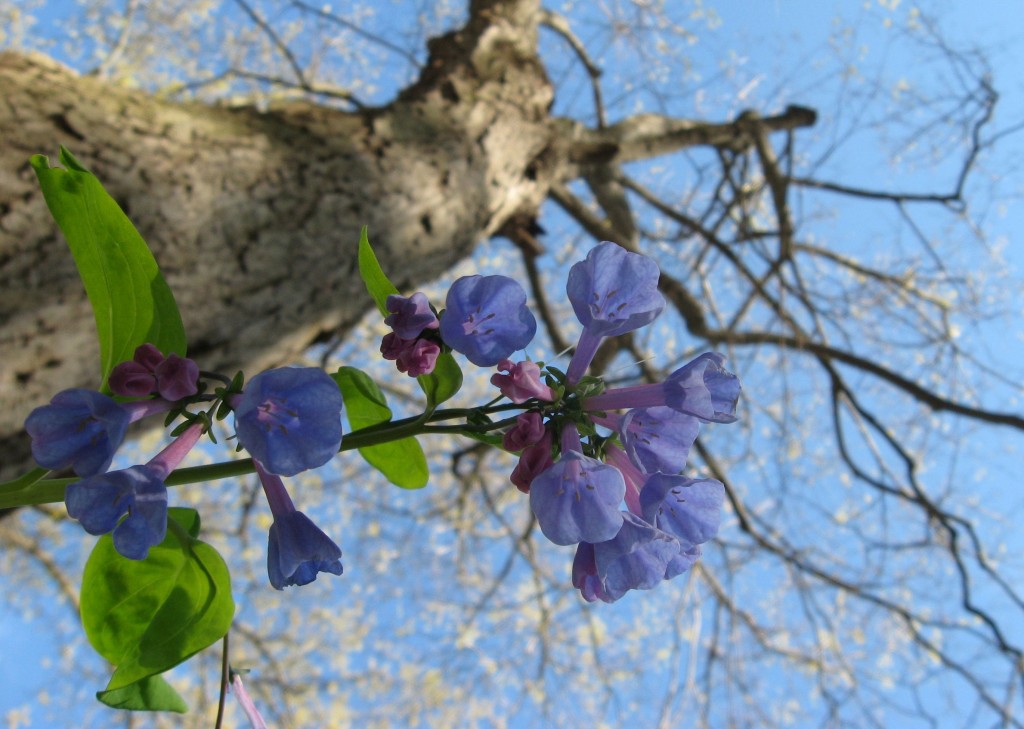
[
  {"left": 30, "top": 147, "right": 187, "bottom": 389},
  {"left": 417, "top": 351, "right": 463, "bottom": 409},
  {"left": 97, "top": 674, "right": 188, "bottom": 713},
  {"left": 333, "top": 367, "right": 428, "bottom": 489},
  {"left": 357, "top": 226, "right": 399, "bottom": 317},
  {"left": 80, "top": 508, "right": 234, "bottom": 695}
]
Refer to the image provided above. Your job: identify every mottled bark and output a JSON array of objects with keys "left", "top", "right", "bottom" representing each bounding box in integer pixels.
[
  {"left": 0, "top": 0, "right": 558, "bottom": 478},
  {"left": 0, "top": 0, "right": 816, "bottom": 481}
]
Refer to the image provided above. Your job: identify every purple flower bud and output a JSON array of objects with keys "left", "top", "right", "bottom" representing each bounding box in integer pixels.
[
  {"left": 385, "top": 292, "right": 439, "bottom": 339},
  {"left": 154, "top": 353, "right": 200, "bottom": 401},
  {"left": 234, "top": 367, "right": 344, "bottom": 477},
  {"left": 109, "top": 344, "right": 200, "bottom": 401},
  {"left": 620, "top": 406, "right": 699, "bottom": 474},
  {"left": 529, "top": 426, "right": 625, "bottom": 545},
  {"left": 24, "top": 389, "right": 130, "bottom": 477},
  {"left": 491, "top": 359, "right": 555, "bottom": 403},
  {"left": 502, "top": 412, "right": 546, "bottom": 452},
  {"left": 396, "top": 338, "right": 440, "bottom": 377},
  {"left": 133, "top": 343, "right": 165, "bottom": 371},
  {"left": 440, "top": 275, "right": 537, "bottom": 367},
  {"left": 380, "top": 332, "right": 410, "bottom": 361},
  {"left": 231, "top": 672, "right": 269, "bottom": 729},
  {"left": 257, "top": 461, "right": 343, "bottom": 590},
  {"left": 108, "top": 361, "right": 158, "bottom": 397}
]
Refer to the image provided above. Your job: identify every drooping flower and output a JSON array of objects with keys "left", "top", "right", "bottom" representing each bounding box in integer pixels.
[
  {"left": 108, "top": 343, "right": 199, "bottom": 401},
  {"left": 583, "top": 352, "right": 740, "bottom": 423},
  {"left": 639, "top": 473, "right": 725, "bottom": 547},
  {"left": 256, "top": 460, "right": 343, "bottom": 590},
  {"left": 384, "top": 292, "right": 439, "bottom": 339},
  {"left": 491, "top": 359, "right": 555, "bottom": 403},
  {"left": 440, "top": 275, "right": 537, "bottom": 367},
  {"left": 24, "top": 389, "right": 131, "bottom": 477},
  {"left": 233, "top": 367, "right": 344, "bottom": 477},
  {"left": 64, "top": 421, "right": 204, "bottom": 560},
  {"left": 619, "top": 406, "right": 700, "bottom": 474},
  {"left": 529, "top": 425, "right": 625, "bottom": 545},
  {"left": 572, "top": 512, "right": 700, "bottom": 603},
  {"left": 565, "top": 243, "right": 665, "bottom": 384}
]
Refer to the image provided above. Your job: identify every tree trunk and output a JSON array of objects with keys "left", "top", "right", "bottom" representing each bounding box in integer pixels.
[{"left": 0, "top": 0, "right": 558, "bottom": 478}]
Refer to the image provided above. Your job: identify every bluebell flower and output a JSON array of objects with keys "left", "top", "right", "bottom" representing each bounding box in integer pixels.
[
  {"left": 566, "top": 242, "right": 665, "bottom": 338},
  {"left": 583, "top": 352, "right": 740, "bottom": 422},
  {"left": 24, "top": 389, "right": 130, "bottom": 477},
  {"left": 64, "top": 421, "right": 206, "bottom": 560},
  {"left": 619, "top": 406, "right": 700, "bottom": 474},
  {"left": 256, "top": 461, "right": 343, "bottom": 590},
  {"left": 65, "top": 466, "right": 169, "bottom": 560},
  {"left": 573, "top": 513, "right": 698, "bottom": 603},
  {"left": 233, "top": 367, "right": 344, "bottom": 477},
  {"left": 440, "top": 275, "right": 537, "bottom": 367},
  {"left": 639, "top": 473, "right": 725, "bottom": 547},
  {"left": 529, "top": 425, "right": 625, "bottom": 545},
  {"left": 564, "top": 243, "right": 665, "bottom": 384}
]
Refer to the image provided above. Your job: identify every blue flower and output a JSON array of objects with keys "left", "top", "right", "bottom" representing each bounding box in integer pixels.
[
  {"left": 267, "top": 510, "right": 344, "bottom": 590},
  {"left": 566, "top": 242, "right": 665, "bottom": 338},
  {"left": 529, "top": 432, "right": 626, "bottom": 545},
  {"left": 640, "top": 474, "right": 725, "bottom": 547},
  {"left": 256, "top": 461, "right": 343, "bottom": 590},
  {"left": 234, "top": 367, "right": 345, "bottom": 477},
  {"left": 620, "top": 406, "right": 700, "bottom": 474},
  {"left": 440, "top": 275, "right": 537, "bottom": 367},
  {"left": 663, "top": 352, "right": 741, "bottom": 423},
  {"left": 564, "top": 243, "right": 665, "bottom": 383},
  {"left": 24, "top": 389, "right": 130, "bottom": 477},
  {"left": 573, "top": 513, "right": 698, "bottom": 603},
  {"left": 65, "top": 466, "right": 168, "bottom": 560}
]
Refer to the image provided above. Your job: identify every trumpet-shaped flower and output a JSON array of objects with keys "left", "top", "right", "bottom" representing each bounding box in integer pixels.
[
  {"left": 64, "top": 422, "right": 204, "bottom": 560},
  {"left": 583, "top": 352, "right": 740, "bottom": 423},
  {"left": 529, "top": 425, "right": 625, "bottom": 545},
  {"left": 440, "top": 275, "right": 537, "bottom": 367},
  {"left": 257, "top": 461, "right": 343, "bottom": 590},
  {"left": 619, "top": 406, "right": 700, "bottom": 474},
  {"left": 639, "top": 473, "right": 725, "bottom": 547},
  {"left": 25, "top": 389, "right": 130, "bottom": 477},
  {"left": 233, "top": 367, "right": 344, "bottom": 477},
  {"left": 565, "top": 243, "right": 665, "bottom": 384}
]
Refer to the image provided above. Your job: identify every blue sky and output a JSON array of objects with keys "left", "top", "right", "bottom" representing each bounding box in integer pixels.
[{"left": 3, "top": 1, "right": 1024, "bottom": 727}]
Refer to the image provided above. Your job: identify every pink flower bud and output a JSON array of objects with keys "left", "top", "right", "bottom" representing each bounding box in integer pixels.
[
  {"left": 502, "top": 412, "right": 546, "bottom": 452},
  {"left": 510, "top": 427, "right": 555, "bottom": 493},
  {"left": 490, "top": 359, "right": 555, "bottom": 404}
]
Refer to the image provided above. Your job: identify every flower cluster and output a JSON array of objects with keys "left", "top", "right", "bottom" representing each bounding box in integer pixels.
[
  {"left": 24, "top": 346, "right": 347, "bottom": 590},
  {"left": 492, "top": 243, "right": 740, "bottom": 602}
]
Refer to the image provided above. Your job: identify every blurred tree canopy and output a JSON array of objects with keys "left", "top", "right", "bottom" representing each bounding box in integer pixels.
[{"left": 1, "top": 1, "right": 1022, "bottom": 727}]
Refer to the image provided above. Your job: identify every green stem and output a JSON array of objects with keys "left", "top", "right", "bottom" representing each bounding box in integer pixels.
[{"left": 0, "top": 403, "right": 528, "bottom": 509}]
